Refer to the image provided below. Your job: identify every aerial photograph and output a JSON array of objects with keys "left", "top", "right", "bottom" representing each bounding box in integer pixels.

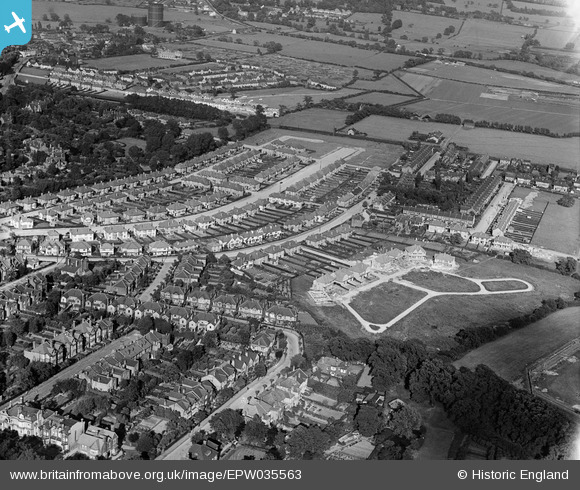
[{"left": 0, "top": 0, "right": 578, "bottom": 464}]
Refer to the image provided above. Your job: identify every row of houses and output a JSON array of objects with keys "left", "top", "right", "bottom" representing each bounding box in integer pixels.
[
  {"left": 0, "top": 403, "right": 119, "bottom": 459},
  {"left": 284, "top": 159, "right": 344, "bottom": 196},
  {"left": 60, "top": 285, "right": 299, "bottom": 328},
  {"left": 23, "top": 318, "right": 113, "bottom": 365},
  {"left": 78, "top": 330, "right": 169, "bottom": 392}
]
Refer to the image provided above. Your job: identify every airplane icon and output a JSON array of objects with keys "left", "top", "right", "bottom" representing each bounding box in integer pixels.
[{"left": 4, "top": 12, "right": 26, "bottom": 34}]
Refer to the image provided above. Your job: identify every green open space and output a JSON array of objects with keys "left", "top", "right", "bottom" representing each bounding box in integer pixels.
[
  {"left": 350, "top": 115, "right": 580, "bottom": 169},
  {"left": 455, "top": 308, "right": 580, "bottom": 381},
  {"left": 534, "top": 348, "right": 580, "bottom": 408},
  {"left": 386, "top": 258, "right": 580, "bottom": 349},
  {"left": 402, "top": 270, "right": 480, "bottom": 292},
  {"left": 237, "top": 87, "right": 362, "bottom": 110},
  {"left": 349, "top": 282, "right": 427, "bottom": 325},
  {"left": 481, "top": 280, "right": 529, "bottom": 292}
]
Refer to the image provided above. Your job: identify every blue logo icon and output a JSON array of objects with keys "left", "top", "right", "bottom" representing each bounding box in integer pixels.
[{"left": 1, "top": 1, "right": 32, "bottom": 53}]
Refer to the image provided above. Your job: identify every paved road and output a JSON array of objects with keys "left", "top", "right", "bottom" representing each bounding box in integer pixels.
[
  {"left": 0, "top": 57, "right": 27, "bottom": 96},
  {"left": 473, "top": 182, "right": 515, "bottom": 234},
  {"left": 0, "top": 145, "right": 359, "bottom": 239},
  {"left": 0, "top": 331, "right": 142, "bottom": 411},
  {"left": 156, "top": 328, "right": 302, "bottom": 461},
  {"left": 340, "top": 267, "right": 534, "bottom": 334},
  {"left": 138, "top": 257, "right": 177, "bottom": 302},
  {"left": 0, "top": 260, "right": 63, "bottom": 293}
]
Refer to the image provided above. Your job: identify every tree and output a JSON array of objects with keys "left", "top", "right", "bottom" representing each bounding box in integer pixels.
[
  {"left": 242, "top": 416, "right": 268, "bottom": 444},
  {"left": 354, "top": 405, "right": 382, "bottom": 437},
  {"left": 209, "top": 409, "right": 245, "bottom": 441},
  {"left": 290, "top": 354, "right": 307, "bottom": 369},
  {"left": 254, "top": 362, "right": 267, "bottom": 378},
  {"left": 509, "top": 248, "right": 533, "bottom": 265},
  {"left": 303, "top": 95, "right": 313, "bottom": 108},
  {"left": 391, "top": 19, "right": 402, "bottom": 30},
  {"left": 557, "top": 196, "right": 575, "bottom": 207},
  {"left": 555, "top": 257, "right": 577, "bottom": 276},
  {"left": 217, "top": 126, "right": 229, "bottom": 141},
  {"left": 286, "top": 425, "right": 330, "bottom": 459},
  {"left": 390, "top": 405, "right": 422, "bottom": 439},
  {"left": 136, "top": 431, "right": 156, "bottom": 456}
]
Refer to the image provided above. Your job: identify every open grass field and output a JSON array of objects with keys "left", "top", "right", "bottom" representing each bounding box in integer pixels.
[
  {"left": 85, "top": 54, "right": 191, "bottom": 71},
  {"left": 273, "top": 108, "right": 352, "bottom": 132},
  {"left": 534, "top": 348, "right": 580, "bottom": 408},
  {"left": 350, "top": 75, "right": 419, "bottom": 95},
  {"left": 196, "top": 32, "right": 415, "bottom": 71},
  {"left": 402, "top": 61, "right": 580, "bottom": 95},
  {"left": 350, "top": 115, "right": 580, "bottom": 169},
  {"left": 531, "top": 199, "right": 580, "bottom": 257},
  {"left": 351, "top": 11, "right": 462, "bottom": 43},
  {"left": 402, "top": 270, "right": 480, "bottom": 292},
  {"left": 291, "top": 275, "right": 372, "bottom": 338},
  {"left": 384, "top": 257, "right": 580, "bottom": 349},
  {"left": 32, "top": 1, "right": 237, "bottom": 29},
  {"left": 454, "top": 307, "right": 580, "bottom": 381},
  {"left": 346, "top": 92, "right": 416, "bottom": 106},
  {"left": 415, "top": 405, "right": 456, "bottom": 460},
  {"left": 535, "top": 26, "right": 580, "bottom": 50},
  {"left": 509, "top": 186, "right": 580, "bottom": 255},
  {"left": 439, "top": 19, "right": 534, "bottom": 53},
  {"left": 402, "top": 77, "right": 580, "bottom": 134},
  {"left": 237, "top": 87, "right": 362, "bottom": 110},
  {"left": 481, "top": 280, "right": 530, "bottom": 291},
  {"left": 349, "top": 282, "right": 427, "bottom": 324},
  {"left": 469, "top": 59, "right": 580, "bottom": 83}
]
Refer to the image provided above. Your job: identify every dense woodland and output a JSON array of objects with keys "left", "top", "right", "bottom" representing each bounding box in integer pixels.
[{"left": 318, "top": 329, "right": 573, "bottom": 458}]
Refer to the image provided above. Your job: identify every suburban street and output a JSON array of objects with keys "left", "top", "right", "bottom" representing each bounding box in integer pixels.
[
  {"left": 0, "top": 260, "right": 63, "bottom": 293},
  {"left": 138, "top": 257, "right": 176, "bottom": 302},
  {"left": 0, "top": 145, "right": 360, "bottom": 239},
  {"left": 156, "top": 327, "right": 302, "bottom": 460},
  {"left": 0, "top": 331, "right": 142, "bottom": 411}
]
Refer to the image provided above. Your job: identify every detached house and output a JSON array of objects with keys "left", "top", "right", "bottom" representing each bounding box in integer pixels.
[{"left": 266, "top": 305, "right": 297, "bottom": 326}]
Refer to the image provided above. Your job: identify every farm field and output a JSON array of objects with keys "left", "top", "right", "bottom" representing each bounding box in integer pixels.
[
  {"left": 349, "top": 282, "right": 428, "bottom": 324},
  {"left": 402, "top": 270, "right": 480, "bottom": 292},
  {"left": 454, "top": 307, "right": 580, "bottom": 381},
  {"left": 534, "top": 348, "right": 580, "bottom": 408},
  {"left": 438, "top": 19, "right": 534, "bottom": 53},
  {"left": 350, "top": 75, "right": 419, "bottom": 95},
  {"left": 198, "top": 32, "right": 416, "bottom": 71},
  {"left": 273, "top": 108, "right": 352, "bottom": 133},
  {"left": 85, "top": 54, "right": 192, "bottom": 71},
  {"left": 32, "top": 0, "right": 237, "bottom": 28},
  {"left": 350, "top": 115, "right": 580, "bottom": 168},
  {"left": 470, "top": 59, "right": 580, "bottom": 83},
  {"left": 402, "top": 77, "right": 580, "bottom": 134},
  {"left": 237, "top": 87, "right": 362, "bottom": 110},
  {"left": 401, "top": 61, "right": 580, "bottom": 95},
  {"left": 534, "top": 26, "right": 580, "bottom": 50},
  {"left": 345, "top": 92, "right": 416, "bottom": 106},
  {"left": 385, "top": 257, "right": 580, "bottom": 349},
  {"left": 351, "top": 11, "right": 463, "bottom": 43}
]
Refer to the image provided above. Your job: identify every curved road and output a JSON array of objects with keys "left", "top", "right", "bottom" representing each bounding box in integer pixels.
[
  {"left": 340, "top": 267, "right": 534, "bottom": 334},
  {"left": 156, "top": 327, "right": 301, "bottom": 460}
]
